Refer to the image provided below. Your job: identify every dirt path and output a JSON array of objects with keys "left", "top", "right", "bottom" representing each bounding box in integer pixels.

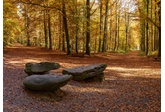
[{"left": 3, "top": 44, "right": 161, "bottom": 112}]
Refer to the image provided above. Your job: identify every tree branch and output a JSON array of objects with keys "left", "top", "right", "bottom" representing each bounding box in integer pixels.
[
  {"left": 18, "top": 0, "right": 62, "bottom": 11},
  {"left": 90, "top": 8, "right": 97, "bottom": 16}
]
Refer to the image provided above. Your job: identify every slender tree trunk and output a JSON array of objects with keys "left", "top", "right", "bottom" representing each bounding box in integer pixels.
[
  {"left": 74, "top": 0, "right": 79, "bottom": 54},
  {"left": 86, "top": 0, "right": 90, "bottom": 55},
  {"left": 48, "top": 9, "right": 52, "bottom": 50},
  {"left": 62, "top": 0, "right": 71, "bottom": 55},
  {"left": 117, "top": 10, "right": 120, "bottom": 50},
  {"left": 153, "top": 2, "right": 157, "bottom": 51},
  {"left": 145, "top": 0, "right": 149, "bottom": 55},
  {"left": 150, "top": 0, "right": 154, "bottom": 52},
  {"left": 154, "top": 0, "right": 158, "bottom": 51},
  {"left": 58, "top": 11, "right": 62, "bottom": 50},
  {"left": 62, "top": 20, "right": 65, "bottom": 52},
  {"left": 157, "top": 1, "right": 161, "bottom": 57},
  {"left": 109, "top": 9, "right": 112, "bottom": 50},
  {"left": 114, "top": 2, "right": 118, "bottom": 51},
  {"left": 26, "top": 16, "right": 30, "bottom": 46},
  {"left": 75, "top": 22, "right": 79, "bottom": 54},
  {"left": 125, "top": 10, "right": 130, "bottom": 51},
  {"left": 122, "top": 38, "right": 125, "bottom": 50},
  {"left": 102, "top": 0, "right": 109, "bottom": 52},
  {"left": 94, "top": 28, "right": 97, "bottom": 53},
  {"left": 44, "top": 9, "right": 48, "bottom": 48},
  {"left": 158, "top": 27, "right": 161, "bottom": 57},
  {"left": 98, "top": 2, "right": 103, "bottom": 52},
  {"left": 140, "top": 19, "right": 145, "bottom": 51},
  {"left": 25, "top": 5, "right": 30, "bottom": 46},
  {"left": 128, "top": 27, "right": 131, "bottom": 49},
  {"left": 75, "top": 27, "right": 78, "bottom": 53},
  {"left": 82, "top": 9, "right": 85, "bottom": 53},
  {"left": 125, "top": 11, "right": 128, "bottom": 51}
]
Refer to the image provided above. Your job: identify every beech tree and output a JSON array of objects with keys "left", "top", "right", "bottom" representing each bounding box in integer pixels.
[
  {"left": 98, "top": 0, "right": 103, "bottom": 52},
  {"left": 3, "top": 0, "right": 22, "bottom": 47},
  {"left": 62, "top": 0, "right": 71, "bottom": 55},
  {"left": 102, "top": 0, "right": 109, "bottom": 52},
  {"left": 157, "top": 1, "right": 161, "bottom": 57},
  {"left": 85, "top": 0, "right": 90, "bottom": 55},
  {"left": 4, "top": 0, "right": 161, "bottom": 57},
  {"left": 137, "top": 0, "right": 161, "bottom": 56}
]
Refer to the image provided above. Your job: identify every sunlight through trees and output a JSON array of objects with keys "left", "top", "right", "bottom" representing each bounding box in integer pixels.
[{"left": 3, "top": 0, "right": 161, "bottom": 57}]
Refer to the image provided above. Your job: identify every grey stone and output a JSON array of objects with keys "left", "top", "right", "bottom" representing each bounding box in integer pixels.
[
  {"left": 24, "top": 62, "right": 60, "bottom": 75},
  {"left": 23, "top": 74, "right": 72, "bottom": 91},
  {"left": 62, "top": 64, "right": 107, "bottom": 81}
]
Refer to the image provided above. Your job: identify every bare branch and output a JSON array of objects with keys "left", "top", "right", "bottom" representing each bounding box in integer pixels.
[
  {"left": 18, "top": 0, "right": 62, "bottom": 11},
  {"left": 90, "top": 0, "right": 96, "bottom": 10}
]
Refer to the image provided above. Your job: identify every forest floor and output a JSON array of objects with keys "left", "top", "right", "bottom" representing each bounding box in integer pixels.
[{"left": 3, "top": 43, "right": 161, "bottom": 112}]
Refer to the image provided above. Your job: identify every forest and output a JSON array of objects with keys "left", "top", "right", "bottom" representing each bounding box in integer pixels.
[
  {"left": 4, "top": 0, "right": 161, "bottom": 57},
  {"left": 3, "top": 0, "right": 161, "bottom": 111}
]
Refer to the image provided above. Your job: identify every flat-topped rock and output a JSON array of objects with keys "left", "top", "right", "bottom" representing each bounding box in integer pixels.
[
  {"left": 24, "top": 62, "right": 60, "bottom": 75},
  {"left": 23, "top": 74, "right": 72, "bottom": 91},
  {"left": 62, "top": 64, "right": 107, "bottom": 81}
]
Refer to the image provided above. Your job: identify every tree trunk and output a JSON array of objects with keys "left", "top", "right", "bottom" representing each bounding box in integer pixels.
[
  {"left": 75, "top": 27, "right": 78, "bottom": 53},
  {"left": 75, "top": 0, "right": 79, "bottom": 54},
  {"left": 94, "top": 30, "right": 97, "bottom": 53},
  {"left": 158, "top": 27, "right": 161, "bottom": 57},
  {"left": 98, "top": 2, "right": 103, "bottom": 52},
  {"left": 75, "top": 26, "right": 78, "bottom": 54},
  {"left": 109, "top": 9, "right": 112, "bottom": 50},
  {"left": 82, "top": 9, "right": 85, "bottom": 53},
  {"left": 48, "top": 9, "right": 52, "bottom": 50},
  {"left": 154, "top": 0, "right": 158, "bottom": 51},
  {"left": 145, "top": 0, "right": 149, "bottom": 55},
  {"left": 62, "top": 21, "right": 65, "bottom": 52},
  {"left": 125, "top": 10, "right": 130, "bottom": 51},
  {"left": 150, "top": 0, "right": 154, "bottom": 52},
  {"left": 25, "top": 4, "right": 30, "bottom": 46},
  {"left": 114, "top": 2, "right": 118, "bottom": 51},
  {"left": 44, "top": 9, "right": 48, "bottom": 48},
  {"left": 26, "top": 15, "right": 30, "bottom": 46},
  {"left": 125, "top": 11, "right": 128, "bottom": 51},
  {"left": 157, "top": 1, "right": 161, "bottom": 57},
  {"left": 86, "top": 0, "right": 90, "bottom": 56},
  {"left": 58, "top": 11, "right": 62, "bottom": 50},
  {"left": 140, "top": 19, "right": 145, "bottom": 51},
  {"left": 117, "top": 10, "right": 120, "bottom": 50},
  {"left": 102, "top": 0, "right": 109, "bottom": 52},
  {"left": 62, "top": 0, "right": 71, "bottom": 55}
]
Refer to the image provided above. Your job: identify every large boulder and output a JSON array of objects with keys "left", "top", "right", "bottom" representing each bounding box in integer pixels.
[
  {"left": 62, "top": 64, "right": 107, "bottom": 81},
  {"left": 24, "top": 62, "right": 60, "bottom": 75},
  {"left": 23, "top": 74, "right": 72, "bottom": 91}
]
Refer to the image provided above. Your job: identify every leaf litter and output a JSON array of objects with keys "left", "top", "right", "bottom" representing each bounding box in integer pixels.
[{"left": 3, "top": 44, "right": 160, "bottom": 112}]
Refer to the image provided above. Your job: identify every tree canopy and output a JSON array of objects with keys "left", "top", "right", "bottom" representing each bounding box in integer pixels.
[{"left": 3, "top": 0, "right": 161, "bottom": 57}]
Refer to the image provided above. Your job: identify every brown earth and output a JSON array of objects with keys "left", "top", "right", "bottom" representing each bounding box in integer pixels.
[{"left": 3, "top": 43, "right": 161, "bottom": 112}]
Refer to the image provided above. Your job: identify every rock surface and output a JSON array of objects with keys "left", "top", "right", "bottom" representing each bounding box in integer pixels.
[
  {"left": 62, "top": 64, "right": 107, "bottom": 81},
  {"left": 23, "top": 74, "right": 72, "bottom": 91},
  {"left": 24, "top": 62, "right": 60, "bottom": 75}
]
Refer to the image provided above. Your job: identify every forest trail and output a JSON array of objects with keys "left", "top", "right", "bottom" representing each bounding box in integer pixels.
[{"left": 3, "top": 44, "right": 161, "bottom": 111}]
